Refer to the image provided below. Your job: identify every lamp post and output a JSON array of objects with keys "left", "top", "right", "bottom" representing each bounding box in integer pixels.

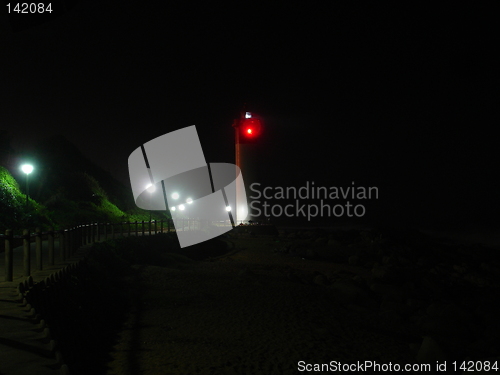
[
  {"left": 21, "top": 164, "right": 34, "bottom": 205},
  {"left": 146, "top": 183, "right": 155, "bottom": 223}
]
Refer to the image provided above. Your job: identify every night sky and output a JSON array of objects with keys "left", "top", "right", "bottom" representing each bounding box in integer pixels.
[{"left": 1, "top": 3, "right": 498, "bottom": 231}]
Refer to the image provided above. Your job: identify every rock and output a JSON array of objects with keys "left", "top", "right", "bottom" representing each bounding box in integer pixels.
[
  {"left": 380, "top": 299, "right": 411, "bottom": 316},
  {"left": 327, "top": 239, "right": 342, "bottom": 247},
  {"left": 313, "top": 274, "right": 328, "bottom": 286},
  {"left": 238, "top": 267, "right": 254, "bottom": 278},
  {"left": 480, "top": 262, "right": 490, "bottom": 272},
  {"left": 378, "top": 309, "right": 405, "bottom": 328},
  {"left": 302, "top": 231, "right": 314, "bottom": 238},
  {"left": 348, "top": 255, "right": 359, "bottom": 266},
  {"left": 453, "top": 264, "right": 467, "bottom": 273},
  {"left": 331, "top": 280, "right": 365, "bottom": 304},
  {"left": 370, "top": 282, "right": 405, "bottom": 301},
  {"left": 305, "top": 248, "right": 317, "bottom": 259},
  {"left": 418, "top": 301, "right": 474, "bottom": 337},
  {"left": 463, "top": 273, "right": 489, "bottom": 287},
  {"left": 315, "top": 237, "right": 328, "bottom": 245},
  {"left": 382, "top": 254, "right": 397, "bottom": 265},
  {"left": 417, "top": 257, "right": 428, "bottom": 267},
  {"left": 371, "top": 264, "right": 391, "bottom": 279},
  {"left": 426, "top": 301, "right": 469, "bottom": 320},
  {"left": 286, "top": 271, "right": 301, "bottom": 283},
  {"left": 466, "top": 339, "right": 491, "bottom": 358},
  {"left": 289, "top": 244, "right": 306, "bottom": 256},
  {"left": 397, "top": 255, "right": 411, "bottom": 265},
  {"left": 416, "top": 336, "right": 447, "bottom": 363},
  {"left": 406, "top": 298, "right": 425, "bottom": 310}
]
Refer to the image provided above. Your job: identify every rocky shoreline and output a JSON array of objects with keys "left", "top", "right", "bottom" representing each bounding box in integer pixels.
[{"left": 103, "top": 227, "right": 500, "bottom": 374}]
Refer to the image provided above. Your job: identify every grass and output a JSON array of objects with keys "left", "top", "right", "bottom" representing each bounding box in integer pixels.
[{"left": 0, "top": 166, "right": 55, "bottom": 230}]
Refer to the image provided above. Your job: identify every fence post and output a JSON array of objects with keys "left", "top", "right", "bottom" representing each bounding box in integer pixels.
[
  {"left": 104, "top": 222, "right": 107, "bottom": 240},
  {"left": 48, "top": 228, "right": 54, "bottom": 265},
  {"left": 168, "top": 219, "right": 170, "bottom": 232},
  {"left": 59, "top": 229, "right": 65, "bottom": 262},
  {"left": 148, "top": 220, "right": 152, "bottom": 236},
  {"left": 141, "top": 221, "right": 145, "bottom": 236},
  {"left": 68, "top": 227, "right": 76, "bottom": 257},
  {"left": 95, "top": 222, "right": 100, "bottom": 243},
  {"left": 64, "top": 229, "right": 70, "bottom": 259},
  {"left": 160, "top": 219, "right": 164, "bottom": 233},
  {"left": 154, "top": 220, "right": 157, "bottom": 235},
  {"left": 128, "top": 221, "right": 131, "bottom": 237},
  {"left": 4, "top": 229, "right": 13, "bottom": 282},
  {"left": 35, "top": 227, "right": 42, "bottom": 271},
  {"left": 90, "top": 223, "right": 94, "bottom": 244},
  {"left": 23, "top": 229, "right": 30, "bottom": 277},
  {"left": 78, "top": 225, "right": 82, "bottom": 247},
  {"left": 73, "top": 225, "right": 77, "bottom": 248},
  {"left": 121, "top": 222, "right": 125, "bottom": 237},
  {"left": 135, "top": 221, "right": 138, "bottom": 236}
]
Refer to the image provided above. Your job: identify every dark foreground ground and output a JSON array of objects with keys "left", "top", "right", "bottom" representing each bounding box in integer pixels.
[{"left": 55, "top": 226, "right": 498, "bottom": 375}]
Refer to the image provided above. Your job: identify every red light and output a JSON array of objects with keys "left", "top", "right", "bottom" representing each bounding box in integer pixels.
[{"left": 241, "top": 118, "right": 262, "bottom": 138}]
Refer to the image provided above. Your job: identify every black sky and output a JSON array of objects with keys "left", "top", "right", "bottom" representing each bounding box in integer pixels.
[{"left": 1, "top": 3, "right": 498, "bottom": 230}]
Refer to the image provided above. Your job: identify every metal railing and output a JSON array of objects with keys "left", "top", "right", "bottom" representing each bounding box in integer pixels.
[
  {"left": 1, "top": 218, "right": 271, "bottom": 282},
  {"left": 0, "top": 219, "right": 206, "bottom": 282}
]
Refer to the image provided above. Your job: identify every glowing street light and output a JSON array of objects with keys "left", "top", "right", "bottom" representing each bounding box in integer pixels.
[
  {"left": 21, "top": 164, "right": 34, "bottom": 205},
  {"left": 179, "top": 204, "right": 185, "bottom": 211},
  {"left": 225, "top": 206, "right": 231, "bottom": 212},
  {"left": 21, "top": 164, "right": 33, "bottom": 174},
  {"left": 171, "top": 192, "right": 179, "bottom": 200},
  {"left": 186, "top": 198, "right": 193, "bottom": 204}
]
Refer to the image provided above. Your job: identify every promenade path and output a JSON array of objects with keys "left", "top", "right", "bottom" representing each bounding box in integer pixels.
[{"left": 0, "top": 232, "right": 97, "bottom": 375}]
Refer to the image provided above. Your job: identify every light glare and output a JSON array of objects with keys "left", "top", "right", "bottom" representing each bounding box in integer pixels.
[
  {"left": 21, "top": 164, "right": 34, "bottom": 174},
  {"left": 179, "top": 204, "right": 185, "bottom": 211},
  {"left": 225, "top": 206, "right": 231, "bottom": 212},
  {"left": 171, "top": 192, "right": 179, "bottom": 200},
  {"left": 186, "top": 198, "right": 193, "bottom": 204}
]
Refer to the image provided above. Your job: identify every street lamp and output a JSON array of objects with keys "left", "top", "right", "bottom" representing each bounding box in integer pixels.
[{"left": 21, "top": 164, "right": 34, "bottom": 205}]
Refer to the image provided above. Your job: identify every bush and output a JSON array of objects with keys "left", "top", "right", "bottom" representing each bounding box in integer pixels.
[{"left": 0, "top": 166, "right": 55, "bottom": 230}]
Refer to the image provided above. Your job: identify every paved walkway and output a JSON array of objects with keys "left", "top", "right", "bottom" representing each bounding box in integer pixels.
[
  {"left": 0, "top": 237, "right": 93, "bottom": 375},
  {"left": 0, "top": 225, "right": 217, "bottom": 374}
]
